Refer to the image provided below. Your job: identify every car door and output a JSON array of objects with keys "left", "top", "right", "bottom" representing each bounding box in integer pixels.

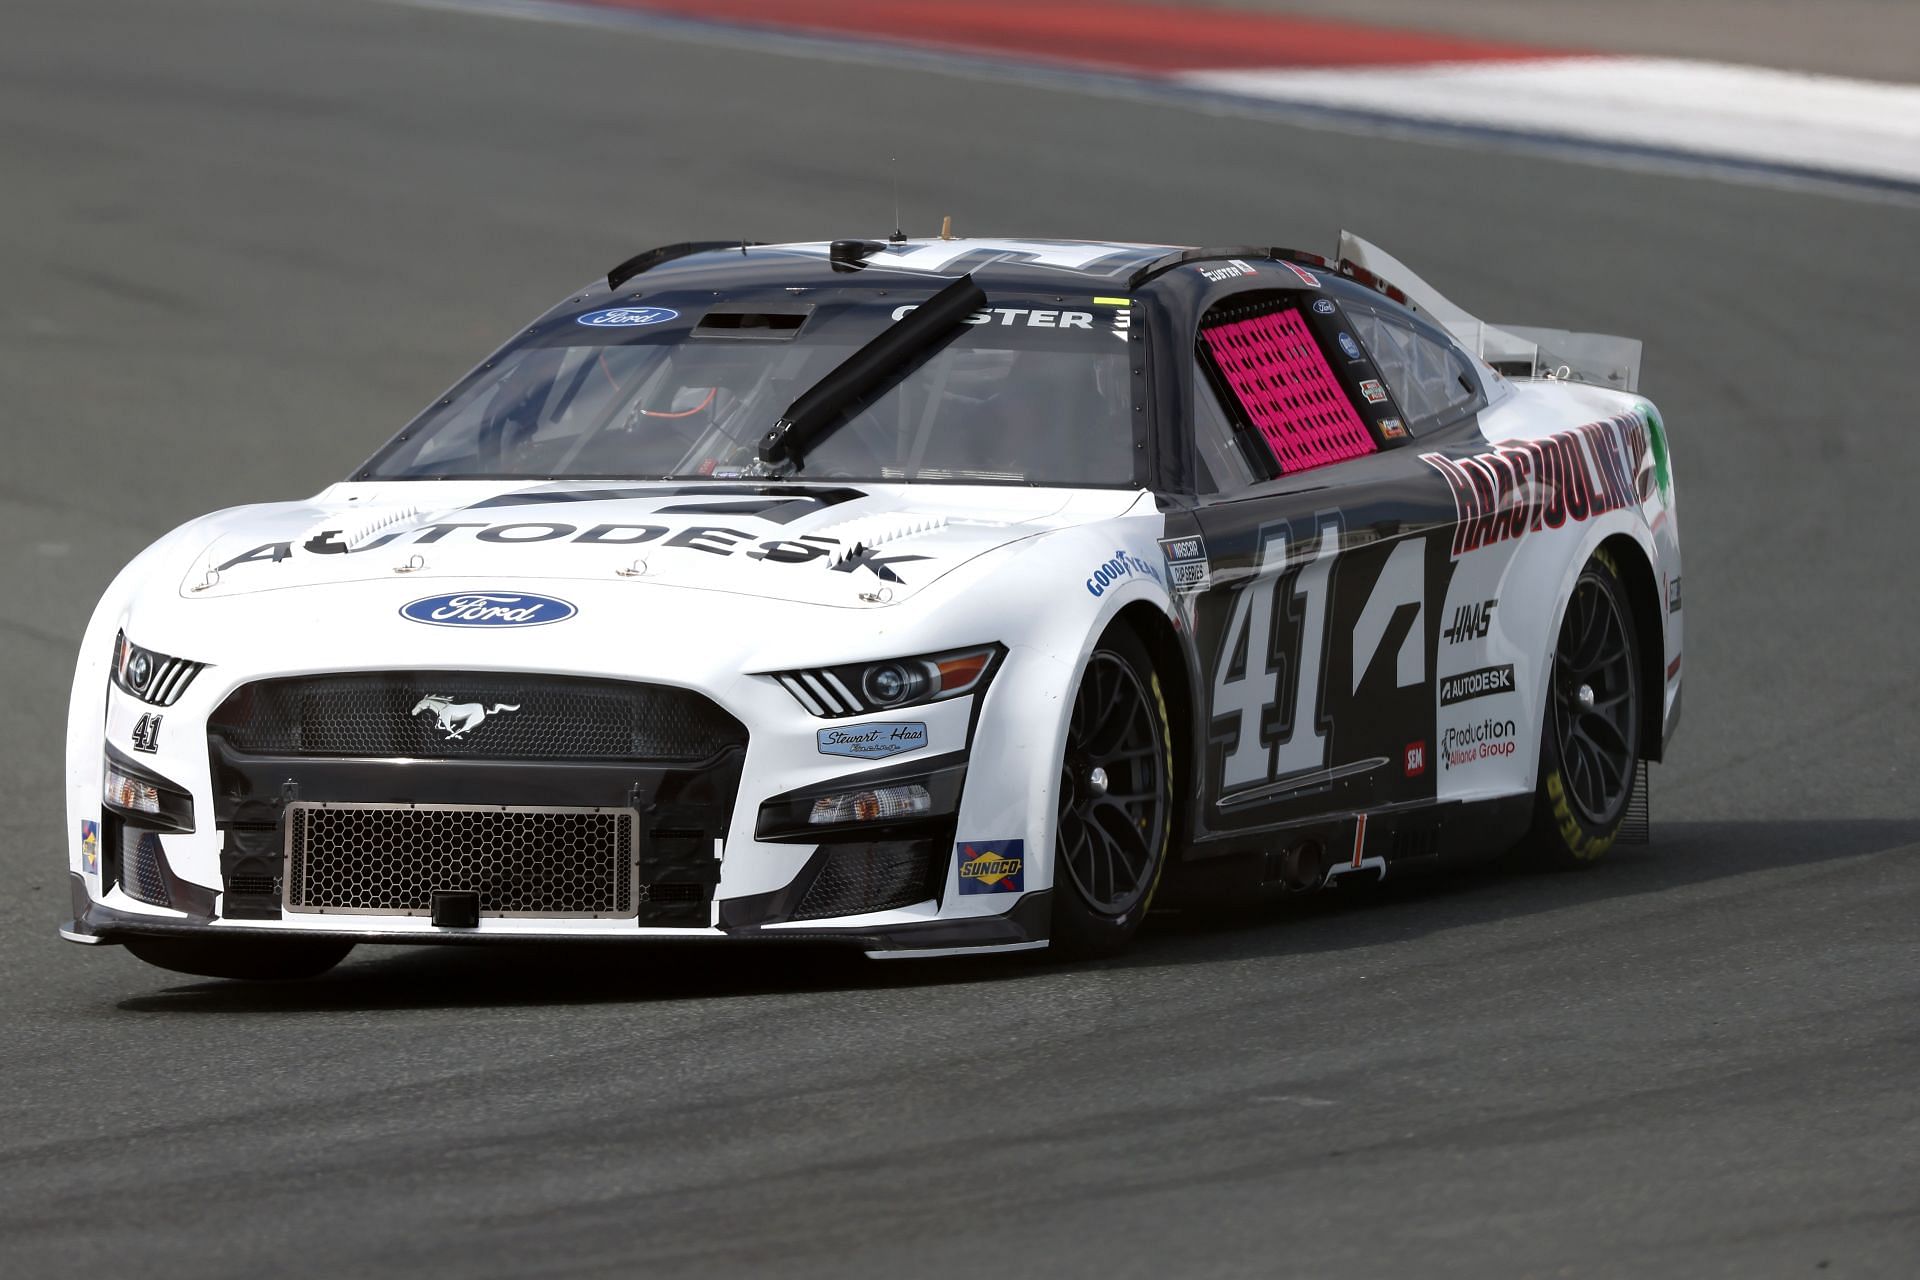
[{"left": 1180, "top": 286, "right": 1465, "bottom": 848}]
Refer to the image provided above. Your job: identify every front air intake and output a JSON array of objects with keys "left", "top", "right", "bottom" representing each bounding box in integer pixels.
[
  {"left": 791, "top": 840, "right": 938, "bottom": 921},
  {"left": 284, "top": 802, "right": 638, "bottom": 917}
]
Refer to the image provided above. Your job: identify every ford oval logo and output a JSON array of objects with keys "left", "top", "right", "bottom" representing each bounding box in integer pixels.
[
  {"left": 575, "top": 306, "right": 678, "bottom": 328},
  {"left": 399, "top": 592, "right": 577, "bottom": 628}
]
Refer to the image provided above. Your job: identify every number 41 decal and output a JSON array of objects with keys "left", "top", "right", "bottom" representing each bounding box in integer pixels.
[{"left": 1212, "top": 521, "right": 1425, "bottom": 802}]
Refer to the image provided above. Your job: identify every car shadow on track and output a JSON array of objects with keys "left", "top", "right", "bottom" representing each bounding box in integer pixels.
[
  {"left": 114, "top": 817, "right": 1917, "bottom": 1013},
  {"left": 1120, "top": 815, "right": 1920, "bottom": 972}
]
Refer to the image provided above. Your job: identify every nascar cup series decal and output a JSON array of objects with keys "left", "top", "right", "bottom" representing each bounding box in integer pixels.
[
  {"left": 817, "top": 721, "right": 928, "bottom": 760},
  {"left": 575, "top": 306, "right": 678, "bottom": 327},
  {"left": 400, "top": 592, "right": 577, "bottom": 628},
  {"left": 955, "top": 840, "right": 1024, "bottom": 894}
]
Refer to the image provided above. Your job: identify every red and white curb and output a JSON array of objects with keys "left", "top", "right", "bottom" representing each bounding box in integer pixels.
[
  {"left": 408, "top": 0, "right": 1920, "bottom": 197},
  {"left": 1182, "top": 58, "right": 1920, "bottom": 191}
]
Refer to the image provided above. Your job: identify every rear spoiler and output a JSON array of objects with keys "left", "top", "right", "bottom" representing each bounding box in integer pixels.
[{"left": 1338, "top": 232, "right": 1643, "bottom": 393}]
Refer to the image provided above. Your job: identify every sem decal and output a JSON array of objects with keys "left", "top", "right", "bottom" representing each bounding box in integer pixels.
[
  {"left": 1404, "top": 741, "right": 1427, "bottom": 777},
  {"left": 955, "top": 840, "right": 1024, "bottom": 894},
  {"left": 816, "top": 721, "right": 928, "bottom": 760}
]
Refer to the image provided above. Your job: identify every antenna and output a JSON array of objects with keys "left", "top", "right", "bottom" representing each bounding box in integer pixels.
[{"left": 890, "top": 158, "right": 906, "bottom": 244}]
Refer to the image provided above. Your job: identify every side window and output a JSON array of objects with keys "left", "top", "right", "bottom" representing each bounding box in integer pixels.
[
  {"left": 1197, "top": 299, "right": 1378, "bottom": 477},
  {"left": 1192, "top": 357, "right": 1257, "bottom": 493},
  {"left": 1345, "top": 306, "right": 1483, "bottom": 432}
]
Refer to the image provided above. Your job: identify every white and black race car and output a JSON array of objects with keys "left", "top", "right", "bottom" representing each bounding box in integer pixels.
[{"left": 63, "top": 234, "right": 1681, "bottom": 978}]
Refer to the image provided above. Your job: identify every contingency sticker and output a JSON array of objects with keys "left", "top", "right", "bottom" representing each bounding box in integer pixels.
[
  {"left": 955, "top": 840, "right": 1024, "bottom": 894},
  {"left": 1158, "top": 535, "right": 1210, "bottom": 593},
  {"left": 816, "top": 721, "right": 928, "bottom": 760}
]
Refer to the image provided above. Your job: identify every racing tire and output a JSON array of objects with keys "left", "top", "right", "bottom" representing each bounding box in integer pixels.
[
  {"left": 1518, "top": 548, "right": 1643, "bottom": 869},
  {"left": 1050, "top": 628, "right": 1174, "bottom": 957},
  {"left": 122, "top": 935, "right": 354, "bottom": 981}
]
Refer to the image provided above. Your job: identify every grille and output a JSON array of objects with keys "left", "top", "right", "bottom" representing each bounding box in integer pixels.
[
  {"left": 284, "top": 802, "right": 638, "bottom": 917},
  {"left": 228, "top": 873, "right": 277, "bottom": 897},
  {"left": 1202, "top": 307, "right": 1379, "bottom": 474},
  {"left": 792, "top": 841, "right": 934, "bottom": 921},
  {"left": 211, "top": 672, "right": 744, "bottom": 762},
  {"left": 123, "top": 830, "right": 171, "bottom": 907}
]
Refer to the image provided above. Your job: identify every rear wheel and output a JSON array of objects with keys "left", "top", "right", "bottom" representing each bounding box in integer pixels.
[
  {"left": 1051, "top": 629, "right": 1174, "bottom": 957},
  {"left": 1519, "top": 549, "right": 1642, "bottom": 868},
  {"left": 122, "top": 935, "right": 354, "bottom": 981}
]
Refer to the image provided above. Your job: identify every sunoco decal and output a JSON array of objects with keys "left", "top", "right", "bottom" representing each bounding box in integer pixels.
[
  {"left": 817, "top": 721, "right": 928, "bottom": 760},
  {"left": 400, "top": 592, "right": 577, "bottom": 628},
  {"left": 80, "top": 820, "right": 99, "bottom": 875},
  {"left": 956, "top": 840, "right": 1024, "bottom": 894}
]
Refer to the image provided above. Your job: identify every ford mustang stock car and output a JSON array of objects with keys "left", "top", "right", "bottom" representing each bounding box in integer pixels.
[{"left": 62, "top": 233, "right": 1681, "bottom": 978}]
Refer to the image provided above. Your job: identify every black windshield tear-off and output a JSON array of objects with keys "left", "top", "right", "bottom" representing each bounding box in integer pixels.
[{"left": 756, "top": 273, "right": 986, "bottom": 474}]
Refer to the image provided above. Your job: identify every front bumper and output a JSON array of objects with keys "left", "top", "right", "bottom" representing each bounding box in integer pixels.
[
  {"left": 69, "top": 649, "right": 1062, "bottom": 959},
  {"left": 60, "top": 874, "right": 1051, "bottom": 959}
]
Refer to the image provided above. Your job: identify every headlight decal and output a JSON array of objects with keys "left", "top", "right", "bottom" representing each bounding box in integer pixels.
[
  {"left": 112, "top": 631, "right": 206, "bottom": 707},
  {"left": 774, "top": 645, "right": 1001, "bottom": 718}
]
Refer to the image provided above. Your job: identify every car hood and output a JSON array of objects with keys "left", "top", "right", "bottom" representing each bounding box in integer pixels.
[{"left": 174, "top": 480, "right": 1147, "bottom": 610}]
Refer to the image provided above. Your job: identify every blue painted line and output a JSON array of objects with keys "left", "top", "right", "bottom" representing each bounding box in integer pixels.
[{"left": 400, "top": 0, "right": 1920, "bottom": 205}]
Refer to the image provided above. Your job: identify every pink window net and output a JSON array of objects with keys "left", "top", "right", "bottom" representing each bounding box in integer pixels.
[{"left": 1201, "top": 309, "right": 1378, "bottom": 474}]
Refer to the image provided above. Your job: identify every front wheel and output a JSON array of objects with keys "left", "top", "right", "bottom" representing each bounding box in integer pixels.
[
  {"left": 1050, "top": 628, "right": 1174, "bottom": 957},
  {"left": 1518, "top": 548, "right": 1643, "bottom": 868},
  {"left": 122, "top": 935, "right": 354, "bottom": 981}
]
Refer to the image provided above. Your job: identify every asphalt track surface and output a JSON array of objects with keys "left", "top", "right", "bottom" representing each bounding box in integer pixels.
[{"left": 3, "top": 2, "right": 1916, "bottom": 1275}]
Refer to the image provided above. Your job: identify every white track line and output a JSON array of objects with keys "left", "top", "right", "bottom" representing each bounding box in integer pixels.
[{"left": 1181, "top": 58, "right": 1920, "bottom": 188}]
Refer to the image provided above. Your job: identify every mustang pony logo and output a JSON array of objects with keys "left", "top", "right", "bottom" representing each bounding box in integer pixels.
[{"left": 409, "top": 695, "right": 520, "bottom": 740}]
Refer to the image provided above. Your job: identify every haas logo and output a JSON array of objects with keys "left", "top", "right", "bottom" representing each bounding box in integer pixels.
[{"left": 410, "top": 695, "right": 520, "bottom": 740}]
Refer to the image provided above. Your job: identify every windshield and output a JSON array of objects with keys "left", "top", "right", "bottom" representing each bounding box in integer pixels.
[{"left": 363, "top": 291, "right": 1138, "bottom": 486}]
